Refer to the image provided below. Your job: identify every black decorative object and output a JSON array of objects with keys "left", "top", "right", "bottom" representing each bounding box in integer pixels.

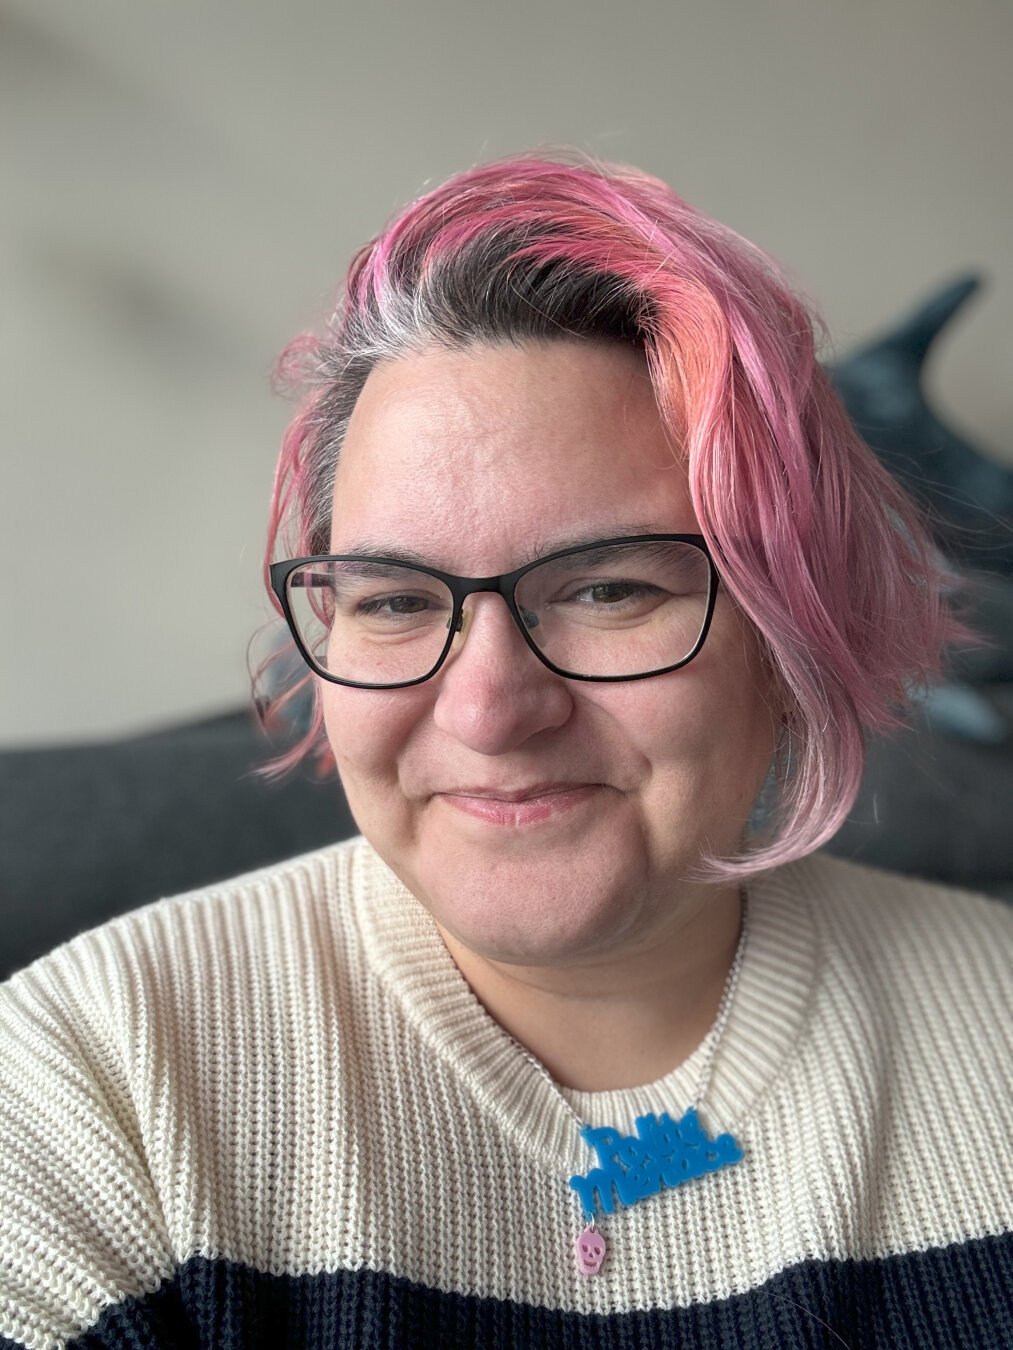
[
  {"left": 829, "top": 276, "right": 1013, "bottom": 576},
  {"left": 825, "top": 276, "right": 1013, "bottom": 888}
]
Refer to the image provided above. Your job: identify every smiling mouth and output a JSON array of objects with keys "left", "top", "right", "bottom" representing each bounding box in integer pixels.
[{"left": 436, "top": 784, "right": 602, "bottom": 826}]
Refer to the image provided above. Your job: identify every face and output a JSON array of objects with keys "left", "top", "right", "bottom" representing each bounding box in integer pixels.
[{"left": 322, "top": 341, "right": 777, "bottom": 968}]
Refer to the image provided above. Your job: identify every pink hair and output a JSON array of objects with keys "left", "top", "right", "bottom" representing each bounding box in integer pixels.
[{"left": 258, "top": 152, "right": 965, "bottom": 879}]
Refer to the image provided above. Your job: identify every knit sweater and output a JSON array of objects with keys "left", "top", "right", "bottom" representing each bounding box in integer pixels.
[{"left": 1, "top": 838, "right": 1010, "bottom": 1349}]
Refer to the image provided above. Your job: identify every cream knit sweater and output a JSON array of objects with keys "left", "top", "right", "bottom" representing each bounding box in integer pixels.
[{"left": 1, "top": 837, "right": 1010, "bottom": 1348}]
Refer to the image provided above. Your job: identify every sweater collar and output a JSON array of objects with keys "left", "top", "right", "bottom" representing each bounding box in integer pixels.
[{"left": 347, "top": 840, "right": 819, "bottom": 1169}]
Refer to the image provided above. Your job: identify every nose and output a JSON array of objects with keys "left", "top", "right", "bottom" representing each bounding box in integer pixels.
[{"left": 431, "top": 592, "right": 574, "bottom": 753}]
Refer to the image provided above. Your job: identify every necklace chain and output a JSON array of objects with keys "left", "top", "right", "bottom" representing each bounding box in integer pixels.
[
  {"left": 502, "top": 890, "right": 751, "bottom": 1276},
  {"left": 690, "top": 888, "right": 750, "bottom": 1118},
  {"left": 514, "top": 888, "right": 750, "bottom": 1134}
]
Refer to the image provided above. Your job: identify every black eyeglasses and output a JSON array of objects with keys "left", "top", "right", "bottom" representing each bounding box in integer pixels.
[{"left": 269, "top": 533, "right": 719, "bottom": 689}]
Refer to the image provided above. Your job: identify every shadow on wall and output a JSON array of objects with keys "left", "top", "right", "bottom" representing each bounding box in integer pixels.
[{"left": 1, "top": 278, "right": 1012, "bottom": 981}]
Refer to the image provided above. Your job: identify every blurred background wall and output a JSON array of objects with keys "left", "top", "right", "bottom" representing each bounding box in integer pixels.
[{"left": 2, "top": 0, "right": 1011, "bottom": 747}]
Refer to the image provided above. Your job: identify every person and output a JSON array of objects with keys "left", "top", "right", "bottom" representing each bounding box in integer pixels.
[{"left": 1, "top": 153, "right": 1010, "bottom": 1350}]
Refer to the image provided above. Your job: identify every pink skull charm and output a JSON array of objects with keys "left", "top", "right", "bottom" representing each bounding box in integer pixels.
[{"left": 574, "top": 1224, "right": 607, "bottom": 1277}]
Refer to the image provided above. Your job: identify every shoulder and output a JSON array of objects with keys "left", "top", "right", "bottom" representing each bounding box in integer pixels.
[
  {"left": 0, "top": 835, "right": 404, "bottom": 1130},
  {"left": 0, "top": 834, "right": 390, "bottom": 1167},
  {"left": 3, "top": 834, "right": 380, "bottom": 1007},
  {"left": 787, "top": 849, "right": 1012, "bottom": 947},
  {"left": 0, "top": 828, "right": 382, "bottom": 1049},
  {"left": 0, "top": 836, "right": 394, "bottom": 1346},
  {"left": 730, "top": 855, "right": 1012, "bottom": 1310},
  {"left": 769, "top": 850, "right": 1011, "bottom": 1055}
]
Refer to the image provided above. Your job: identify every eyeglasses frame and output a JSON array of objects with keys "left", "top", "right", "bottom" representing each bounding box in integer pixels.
[{"left": 269, "top": 532, "right": 720, "bottom": 690}]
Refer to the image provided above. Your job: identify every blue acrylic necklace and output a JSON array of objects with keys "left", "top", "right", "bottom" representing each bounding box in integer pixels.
[
  {"left": 568, "top": 1109, "right": 744, "bottom": 1274},
  {"left": 557, "top": 892, "right": 750, "bottom": 1277}
]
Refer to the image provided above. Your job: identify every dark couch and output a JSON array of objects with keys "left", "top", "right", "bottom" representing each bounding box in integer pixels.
[
  {"left": 0, "top": 711, "right": 356, "bottom": 980},
  {"left": 3, "top": 697, "right": 1012, "bottom": 982}
]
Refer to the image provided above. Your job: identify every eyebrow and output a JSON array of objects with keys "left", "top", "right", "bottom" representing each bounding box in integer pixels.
[
  {"left": 332, "top": 524, "right": 669, "bottom": 571},
  {"left": 332, "top": 542, "right": 435, "bottom": 567}
]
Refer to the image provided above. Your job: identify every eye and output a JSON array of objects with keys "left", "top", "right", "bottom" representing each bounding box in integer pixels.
[
  {"left": 346, "top": 588, "right": 452, "bottom": 630},
  {"left": 575, "top": 581, "right": 651, "bottom": 606},
  {"left": 553, "top": 577, "right": 668, "bottom": 615},
  {"left": 358, "top": 594, "right": 430, "bottom": 616}
]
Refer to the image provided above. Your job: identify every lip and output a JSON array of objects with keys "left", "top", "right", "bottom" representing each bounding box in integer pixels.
[{"left": 436, "top": 783, "right": 601, "bottom": 826}]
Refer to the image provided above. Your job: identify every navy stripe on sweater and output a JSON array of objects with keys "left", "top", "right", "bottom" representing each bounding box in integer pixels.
[{"left": 4, "top": 1230, "right": 1008, "bottom": 1350}]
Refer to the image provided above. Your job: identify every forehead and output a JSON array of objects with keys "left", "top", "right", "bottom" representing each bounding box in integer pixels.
[{"left": 329, "top": 340, "right": 697, "bottom": 568}]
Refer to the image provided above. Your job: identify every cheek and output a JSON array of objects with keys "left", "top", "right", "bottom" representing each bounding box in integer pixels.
[
  {"left": 600, "top": 670, "right": 766, "bottom": 757},
  {"left": 321, "top": 684, "right": 424, "bottom": 788},
  {"left": 601, "top": 630, "right": 776, "bottom": 800}
]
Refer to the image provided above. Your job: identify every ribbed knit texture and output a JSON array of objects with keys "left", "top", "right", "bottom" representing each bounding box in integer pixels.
[{"left": 1, "top": 838, "right": 1010, "bottom": 1348}]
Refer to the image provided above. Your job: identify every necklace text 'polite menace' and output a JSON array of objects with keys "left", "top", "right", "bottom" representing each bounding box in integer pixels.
[{"left": 516, "top": 890, "right": 750, "bottom": 1278}]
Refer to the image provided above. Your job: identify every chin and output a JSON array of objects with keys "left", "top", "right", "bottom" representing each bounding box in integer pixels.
[{"left": 405, "top": 830, "right": 654, "bottom": 967}]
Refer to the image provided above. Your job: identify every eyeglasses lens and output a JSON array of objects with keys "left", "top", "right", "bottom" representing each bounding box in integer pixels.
[{"left": 287, "top": 560, "right": 454, "bottom": 686}]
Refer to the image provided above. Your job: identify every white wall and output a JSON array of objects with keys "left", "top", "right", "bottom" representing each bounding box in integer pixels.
[{"left": 2, "top": 0, "right": 1011, "bottom": 745}]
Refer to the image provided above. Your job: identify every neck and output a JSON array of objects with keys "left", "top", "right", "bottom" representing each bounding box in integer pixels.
[{"left": 438, "top": 884, "right": 744, "bottom": 1093}]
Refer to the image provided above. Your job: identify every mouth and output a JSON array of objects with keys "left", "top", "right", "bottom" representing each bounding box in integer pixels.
[{"left": 435, "top": 783, "right": 603, "bottom": 827}]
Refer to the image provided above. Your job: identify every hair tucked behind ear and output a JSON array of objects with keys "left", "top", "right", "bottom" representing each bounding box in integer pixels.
[{"left": 257, "top": 150, "right": 966, "bottom": 881}]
